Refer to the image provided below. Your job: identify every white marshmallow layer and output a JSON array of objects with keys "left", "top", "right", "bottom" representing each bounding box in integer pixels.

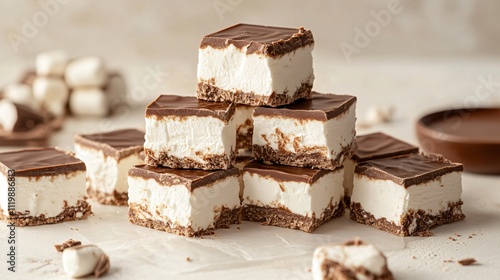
[
  {"left": 253, "top": 103, "right": 356, "bottom": 162},
  {"left": 144, "top": 115, "right": 235, "bottom": 165},
  {"left": 242, "top": 168, "right": 344, "bottom": 218},
  {"left": 128, "top": 174, "right": 240, "bottom": 232},
  {"left": 0, "top": 171, "right": 86, "bottom": 218},
  {"left": 351, "top": 171, "right": 462, "bottom": 232},
  {"left": 197, "top": 44, "right": 314, "bottom": 97},
  {"left": 75, "top": 144, "right": 142, "bottom": 195}
]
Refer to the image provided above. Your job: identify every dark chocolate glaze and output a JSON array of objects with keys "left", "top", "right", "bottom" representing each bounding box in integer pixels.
[
  {"left": 253, "top": 92, "right": 356, "bottom": 121},
  {"left": 353, "top": 132, "right": 419, "bottom": 162},
  {"left": 146, "top": 95, "right": 235, "bottom": 123},
  {"left": 0, "top": 147, "right": 85, "bottom": 177},
  {"left": 243, "top": 160, "right": 335, "bottom": 184},
  {"left": 74, "top": 129, "right": 144, "bottom": 159},
  {"left": 356, "top": 153, "right": 463, "bottom": 187},
  {"left": 200, "top": 23, "right": 314, "bottom": 57},
  {"left": 129, "top": 165, "right": 239, "bottom": 191}
]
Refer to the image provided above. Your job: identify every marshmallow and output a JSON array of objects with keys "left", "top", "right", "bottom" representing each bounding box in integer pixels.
[
  {"left": 36, "top": 50, "right": 68, "bottom": 76},
  {"left": 69, "top": 88, "right": 109, "bottom": 117},
  {"left": 33, "top": 77, "right": 69, "bottom": 116},
  {"left": 365, "top": 106, "right": 395, "bottom": 124},
  {"left": 65, "top": 56, "right": 107, "bottom": 88},
  {"left": 62, "top": 245, "right": 110, "bottom": 278},
  {"left": 3, "top": 83, "right": 38, "bottom": 109},
  {"left": 0, "top": 100, "right": 44, "bottom": 132}
]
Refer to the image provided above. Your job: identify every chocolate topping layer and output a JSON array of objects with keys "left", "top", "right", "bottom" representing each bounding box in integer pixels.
[
  {"left": 356, "top": 153, "right": 463, "bottom": 187},
  {"left": 253, "top": 92, "right": 356, "bottom": 121},
  {"left": 129, "top": 165, "right": 239, "bottom": 191},
  {"left": 353, "top": 132, "right": 419, "bottom": 162},
  {"left": 0, "top": 147, "right": 85, "bottom": 177},
  {"left": 243, "top": 160, "right": 332, "bottom": 183},
  {"left": 200, "top": 23, "right": 314, "bottom": 57},
  {"left": 74, "top": 128, "right": 144, "bottom": 159},
  {"left": 146, "top": 95, "right": 235, "bottom": 123}
]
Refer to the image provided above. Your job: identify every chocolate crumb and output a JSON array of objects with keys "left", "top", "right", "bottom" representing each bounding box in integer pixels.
[
  {"left": 415, "top": 230, "right": 434, "bottom": 237},
  {"left": 237, "top": 227, "right": 241, "bottom": 230},
  {"left": 412, "top": 256, "right": 417, "bottom": 259},
  {"left": 55, "top": 239, "right": 82, "bottom": 252},
  {"left": 444, "top": 259, "right": 453, "bottom": 263},
  {"left": 449, "top": 237, "right": 457, "bottom": 241},
  {"left": 186, "top": 257, "right": 192, "bottom": 262},
  {"left": 307, "top": 268, "right": 312, "bottom": 272},
  {"left": 454, "top": 233, "right": 461, "bottom": 237},
  {"left": 458, "top": 258, "right": 477, "bottom": 266}
]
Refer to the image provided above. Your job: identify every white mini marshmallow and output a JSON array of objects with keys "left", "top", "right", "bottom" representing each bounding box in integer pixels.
[
  {"left": 62, "top": 245, "right": 109, "bottom": 278},
  {"left": 33, "top": 77, "right": 69, "bottom": 116},
  {"left": 3, "top": 83, "right": 37, "bottom": 109},
  {"left": 0, "top": 100, "right": 18, "bottom": 132},
  {"left": 65, "top": 56, "right": 107, "bottom": 88},
  {"left": 69, "top": 88, "right": 109, "bottom": 117},
  {"left": 36, "top": 50, "right": 68, "bottom": 76}
]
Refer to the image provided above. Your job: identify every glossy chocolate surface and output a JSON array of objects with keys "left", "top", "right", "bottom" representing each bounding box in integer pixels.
[
  {"left": 200, "top": 23, "right": 314, "bottom": 56},
  {"left": 129, "top": 165, "right": 239, "bottom": 191},
  {"left": 146, "top": 95, "right": 235, "bottom": 122},
  {"left": 416, "top": 108, "right": 500, "bottom": 174},
  {"left": 0, "top": 147, "right": 85, "bottom": 177},
  {"left": 243, "top": 160, "right": 333, "bottom": 184},
  {"left": 353, "top": 132, "right": 419, "bottom": 162},
  {"left": 75, "top": 129, "right": 144, "bottom": 159},
  {"left": 253, "top": 92, "right": 356, "bottom": 121},
  {"left": 356, "top": 153, "right": 463, "bottom": 187}
]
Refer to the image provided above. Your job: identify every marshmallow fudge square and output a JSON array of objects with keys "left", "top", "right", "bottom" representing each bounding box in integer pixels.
[
  {"left": 197, "top": 23, "right": 314, "bottom": 107},
  {"left": 343, "top": 132, "right": 419, "bottom": 205},
  {"left": 144, "top": 95, "right": 236, "bottom": 170},
  {"left": 74, "top": 129, "right": 145, "bottom": 206},
  {"left": 350, "top": 153, "right": 465, "bottom": 236},
  {"left": 253, "top": 92, "right": 357, "bottom": 170},
  {"left": 0, "top": 147, "right": 91, "bottom": 226},
  {"left": 128, "top": 165, "right": 241, "bottom": 237},
  {"left": 242, "top": 161, "right": 344, "bottom": 232},
  {"left": 312, "top": 239, "right": 394, "bottom": 280}
]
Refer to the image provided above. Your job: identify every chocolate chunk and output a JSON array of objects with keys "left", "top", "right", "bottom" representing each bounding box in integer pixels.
[
  {"left": 356, "top": 153, "right": 463, "bottom": 187},
  {"left": 253, "top": 92, "right": 356, "bottom": 121},
  {"left": 128, "top": 165, "right": 239, "bottom": 192},
  {"left": 200, "top": 23, "right": 314, "bottom": 57},
  {"left": 458, "top": 258, "right": 477, "bottom": 266},
  {"left": 146, "top": 95, "right": 235, "bottom": 123},
  {"left": 55, "top": 239, "right": 82, "bottom": 252}
]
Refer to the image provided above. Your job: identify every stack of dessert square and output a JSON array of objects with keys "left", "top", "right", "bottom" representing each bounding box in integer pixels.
[{"left": 126, "top": 23, "right": 357, "bottom": 236}]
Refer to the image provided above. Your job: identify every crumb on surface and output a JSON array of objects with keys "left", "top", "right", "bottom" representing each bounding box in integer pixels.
[
  {"left": 186, "top": 257, "right": 192, "bottom": 262},
  {"left": 449, "top": 237, "right": 457, "bottom": 241},
  {"left": 458, "top": 258, "right": 477, "bottom": 266}
]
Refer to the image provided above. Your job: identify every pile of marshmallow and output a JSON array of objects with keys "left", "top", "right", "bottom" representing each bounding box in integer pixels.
[{"left": 0, "top": 50, "right": 127, "bottom": 140}]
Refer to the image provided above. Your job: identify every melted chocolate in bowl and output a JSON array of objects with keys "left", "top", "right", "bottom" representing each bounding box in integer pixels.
[{"left": 416, "top": 108, "right": 500, "bottom": 174}]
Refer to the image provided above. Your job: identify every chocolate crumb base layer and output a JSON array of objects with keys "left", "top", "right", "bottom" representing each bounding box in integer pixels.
[
  {"left": 196, "top": 80, "right": 313, "bottom": 107},
  {"left": 128, "top": 203, "right": 241, "bottom": 237},
  {"left": 243, "top": 201, "right": 344, "bottom": 233},
  {"left": 0, "top": 200, "right": 92, "bottom": 227},
  {"left": 350, "top": 201, "right": 465, "bottom": 237},
  {"left": 253, "top": 141, "right": 356, "bottom": 170},
  {"left": 320, "top": 260, "right": 394, "bottom": 280},
  {"left": 144, "top": 149, "right": 235, "bottom": 170},
  {"left": 87, "top": 187, "right": 129, "bottom": 206},
  {"left": 236, "top": 132, "right": 253, "bottom": 150}
]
